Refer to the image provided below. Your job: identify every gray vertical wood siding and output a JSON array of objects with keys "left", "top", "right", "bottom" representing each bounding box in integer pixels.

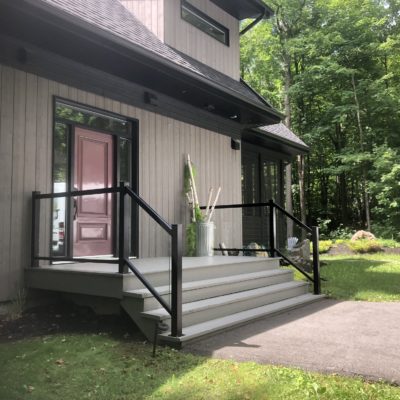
[
  {"left": 120, "top": 0, "right": 240, "bottom": 80},
  {"left": 0, "top": 65, "right": 242, "bottom": 302},
  {"left": 164, "top": 0, "right": 240, "bottom": 80},
  {"left": 120, "top": 0, "right": 164, "bottom": 40}
]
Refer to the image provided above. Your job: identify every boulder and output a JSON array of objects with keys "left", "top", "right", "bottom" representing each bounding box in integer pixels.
[{"left": 351, "top": 230, "right": 376, "bottom": 241}]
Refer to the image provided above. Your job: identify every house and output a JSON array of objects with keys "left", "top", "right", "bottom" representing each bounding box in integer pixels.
[{"left": 0, "top": 0, "right": 320, "bottom": 344}]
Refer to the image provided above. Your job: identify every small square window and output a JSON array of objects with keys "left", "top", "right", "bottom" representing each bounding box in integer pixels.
[{"left": 181, "top": 0, "right": 230, "bottom": 46}]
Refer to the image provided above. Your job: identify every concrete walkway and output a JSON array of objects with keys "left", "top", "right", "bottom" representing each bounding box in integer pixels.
[{"left": 184, "top": 300, "right": 400, "bottom": 384}]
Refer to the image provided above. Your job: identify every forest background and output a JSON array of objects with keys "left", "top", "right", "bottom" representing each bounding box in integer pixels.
[{"left": 241, "top": 0, "right": 400, "bottom": 240}]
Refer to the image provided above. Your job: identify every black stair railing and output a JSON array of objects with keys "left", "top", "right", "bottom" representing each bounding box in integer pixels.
[
  {"left": 31, "top": 182, "right": 183, "bottom": 337},
  {"left": 200, "top": 200, "right": 321, "bottom": 295}
]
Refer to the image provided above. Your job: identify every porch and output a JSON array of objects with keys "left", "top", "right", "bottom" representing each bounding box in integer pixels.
[
  {"left": 26, "top": 256, "right": 323, "bottom": 346},
  {"left": 28, "top": 184, "right": 323, "bottom": 346}
]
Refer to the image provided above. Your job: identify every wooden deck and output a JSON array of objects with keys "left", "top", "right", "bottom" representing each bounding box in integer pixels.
[{"left": 25, "top": 256, "right": 269, "bottom": 298}]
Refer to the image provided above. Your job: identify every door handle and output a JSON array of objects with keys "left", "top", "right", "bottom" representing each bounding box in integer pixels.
[
  {"left": 73, "top": 198, "right": 78, "bottom": 220},
  {"left": 73, "top": 186, "right": 78, "bottom": 220}
]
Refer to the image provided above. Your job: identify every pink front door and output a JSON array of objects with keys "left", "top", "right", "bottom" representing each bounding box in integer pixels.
[{"left": 73, "top": 127, "right": 114, "bottom": 257}]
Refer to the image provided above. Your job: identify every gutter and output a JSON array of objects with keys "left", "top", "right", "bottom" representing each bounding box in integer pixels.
[{"left": 240, "top": 1, "right": 274, "bottom": 36}]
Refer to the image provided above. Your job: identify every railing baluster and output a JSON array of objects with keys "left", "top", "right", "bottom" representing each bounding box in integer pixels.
[
  {"left": 171, "top": 224, "right": 183, "bottom": 337},
  {"left": 31, "top": 191, "right": 41, "bottom": 268},
  {"left": 312, "top": 226, "right": 321, "bottom": 295},
  {"left": 119, "top": 182, "right": 129, "bottom": 274},
  {"left": 268, "top": 200, "right": 276, "bottom": 258}
]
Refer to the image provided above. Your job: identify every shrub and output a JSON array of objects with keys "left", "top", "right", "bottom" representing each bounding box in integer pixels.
[
  {"left": 377, "top": 239, "right": 400, "bottom": 248},
  {"left": 347, "top": 239, "right": 383, "bottom": 254},
  {"left": 319, "top": 240, "right": 333, "bottom": 253},
  {"left": 311, "top": 240, "right": 333, "bottom": 253}
]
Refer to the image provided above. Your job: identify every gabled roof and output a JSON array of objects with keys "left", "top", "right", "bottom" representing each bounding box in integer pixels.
[{"left": 31, "top": 0, "right": 273, "bottom": 110}]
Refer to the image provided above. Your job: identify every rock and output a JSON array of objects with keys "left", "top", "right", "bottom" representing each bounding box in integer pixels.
[
  {"left": 351, "top": 230, "right": 376, "bottom": 241},
  {"left": 244, "top": 242, "right": 269, "bottom": 257}
]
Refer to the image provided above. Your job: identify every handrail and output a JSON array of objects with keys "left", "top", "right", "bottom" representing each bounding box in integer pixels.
[
  {"left": 31, "top": 183, "right": 183, "bottom": 337},
  {"left": 125, "top": 186, "right": 172, "bottom": 234},
  {"left": 202, "top": 199, "right": 321, "bottom": 295},
  {"left": 124, "top": 258, "right": 172, "bottom": 315},
  {"left": 271, "top": 202, "right": 312, "bottom": 233},
  {"left": 274, "top": 249, "right": 315, "bottom": 283}
]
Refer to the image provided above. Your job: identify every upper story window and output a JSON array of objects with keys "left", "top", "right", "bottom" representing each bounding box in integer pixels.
[{"left": 181, "top": 0, "right": 230, "bottom": 46}]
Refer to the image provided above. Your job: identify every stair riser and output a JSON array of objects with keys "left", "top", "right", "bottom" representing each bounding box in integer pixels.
[
  {"left": 123, "top": 259, "right": 280, "bottom": 291},
  {"left": 158, "top": 284, "right": 309, "bottom": 329},
  {"left": 141, "top": 271, "right": 293, "bottom": 311},
  {"left": 159, "top": 295, "right": 326, "bottom": 347}
]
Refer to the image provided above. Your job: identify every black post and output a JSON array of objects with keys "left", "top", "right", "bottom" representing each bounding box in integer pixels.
[
  {"left": 31, "top": 191, "right": 41, "bottom": 268},
  {"left": 269, "top": 200, "right": 276, "bottom": 257},
  {"left": 312, "top": 226, "right": 321, "bottom": 295},
  {"left": 119, "top": 182, "right": 129, "bottom": 274},
  {"left": 171, "top": 224, "right": 183, "bottom": 337}
]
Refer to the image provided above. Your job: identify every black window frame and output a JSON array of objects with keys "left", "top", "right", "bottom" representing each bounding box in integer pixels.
[{"left": 181, "top": 0, "right": 230, "bottom": 46}]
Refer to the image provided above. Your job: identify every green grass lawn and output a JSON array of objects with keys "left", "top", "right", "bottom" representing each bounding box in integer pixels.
[
  {"left": 319, "top": 254, "right": 400, "bottom": 301},
  {"left": 1, "top": 333, "right": 399, "bottom": 400}
]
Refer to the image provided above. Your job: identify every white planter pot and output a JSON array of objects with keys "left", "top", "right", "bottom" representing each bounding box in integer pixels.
[{"left": 196, "top": 222, "right": 215, "bottom": 256}]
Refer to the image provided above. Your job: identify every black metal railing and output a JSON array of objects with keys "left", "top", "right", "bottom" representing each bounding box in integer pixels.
[
  {"left": 31, "top": 182, "right": 183, "bottom": 337},
  {"left": 200, "top": 199, "right": 321, "bottom": 295}
]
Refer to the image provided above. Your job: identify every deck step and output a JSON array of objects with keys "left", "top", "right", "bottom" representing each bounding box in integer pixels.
[
  {"left": 123, "top": 269, "right": 293, "bottom": 310},
  {"left": 160, "top": 294, "right": 326, "bottom": 346},
  {"left": 123, "top": 256, "right": 280, "bottom": 290},
  {"left": 141, "top": 281, "right": 309, "bottom": 328}
]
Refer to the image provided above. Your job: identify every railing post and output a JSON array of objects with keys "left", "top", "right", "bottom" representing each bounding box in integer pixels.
[
  {"left": 119, "top": 182, "right": 129, "bottom": 274},
  {"left": 312, "top": 226, "right": 321, "bottom": 295},
  {"left": 171, "top": 224, "right": 183, "bottom": 337},
  {"left": 269, "top": 200, "right": 276, "bottom": 257},
  {"left": 31, "top": 191, "right": 41, "bottom": 268}
]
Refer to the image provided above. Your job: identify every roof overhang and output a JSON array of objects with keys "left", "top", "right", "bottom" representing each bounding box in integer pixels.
[
  {"left": 0, "top": 0, "right": 281, "bottom": 129},
  {"left": 210, "top": 0, "right": 274, "bottom": 20},
  {"left": 243, "top": 128, "right": 310, "bottom": 157}
]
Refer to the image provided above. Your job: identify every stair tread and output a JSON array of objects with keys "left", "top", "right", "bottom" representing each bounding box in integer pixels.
[
  {"left": 142, "top": 281, "right": 309, "bottom": 320},
  {"left": 126, "top": 256, "right": 280, "bottom": 275},
  {"left": 124, "top": 269, "right": 292, "bottom": 298},
  {"left": 160, "top": 294, "right": 326, "bottom": 343}
]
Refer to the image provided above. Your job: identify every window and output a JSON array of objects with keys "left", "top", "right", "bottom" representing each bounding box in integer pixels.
[{"left": 181, "top": 0, "right": 229, "bottom": 46}]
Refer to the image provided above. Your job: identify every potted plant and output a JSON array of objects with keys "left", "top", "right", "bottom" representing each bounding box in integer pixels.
[{"left": 184, "top": 154, "right": 221, "bottom": 256}]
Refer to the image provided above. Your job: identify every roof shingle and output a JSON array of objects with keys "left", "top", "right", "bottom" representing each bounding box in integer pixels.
[
  {"left": 259, "top": 123, "right": 308, "bottom": 149},
  {"left": 37, "top": 0, "right": 268, "bottom": 107}
]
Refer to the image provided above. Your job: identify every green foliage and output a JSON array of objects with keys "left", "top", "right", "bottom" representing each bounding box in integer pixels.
[
  {"left": 378, "top": 239, "right": 400, "bottom": 248},
  {"left": 347, "top": 239, "right": 383, "bottom": 254},
  {"left": 320, "top": 254, "right": 400, "bottom": 301},
  {"left": 186, "top": 223, "right": 196, "bottom": 257},
  {"left": 318, "top": 240, "right": 333, "bottom": 253},
  {"left": 241, "top": 0, "right": 400, "bottom": 235},
  {"left": 1, "top": 334, "right": 400, "bottom": 399}
]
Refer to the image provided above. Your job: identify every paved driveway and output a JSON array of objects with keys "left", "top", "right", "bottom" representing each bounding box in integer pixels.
[{"left": 184, "top": 300, "right": 400, "bottom": 384}]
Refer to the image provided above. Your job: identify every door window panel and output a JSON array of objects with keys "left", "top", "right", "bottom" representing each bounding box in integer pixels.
[{"left": 52, "top": 122, "right": 68, "bottom": 257}]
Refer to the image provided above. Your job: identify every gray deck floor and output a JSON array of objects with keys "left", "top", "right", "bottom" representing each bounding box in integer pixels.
[{"left": 44, "top": 256, "right": 272, "bottom": 274}]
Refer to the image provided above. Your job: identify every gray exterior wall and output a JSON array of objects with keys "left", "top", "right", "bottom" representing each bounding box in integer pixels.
[
  {"left": 120, "top": 0, "right": 240, "bottom": 80},
  {"left": 0, "top": 64, "right": 242, "bottom": 302},
  {"left": 120, "top": 0, "right": 165, "bottom": 40}
]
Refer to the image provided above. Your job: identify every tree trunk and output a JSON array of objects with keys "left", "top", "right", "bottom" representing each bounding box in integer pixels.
[
  {"left": 351, "top": 73, "right": 371, "bottom": 231},
  {"left": 283, "top": 54, "right": 294, "bottom": 237}
]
